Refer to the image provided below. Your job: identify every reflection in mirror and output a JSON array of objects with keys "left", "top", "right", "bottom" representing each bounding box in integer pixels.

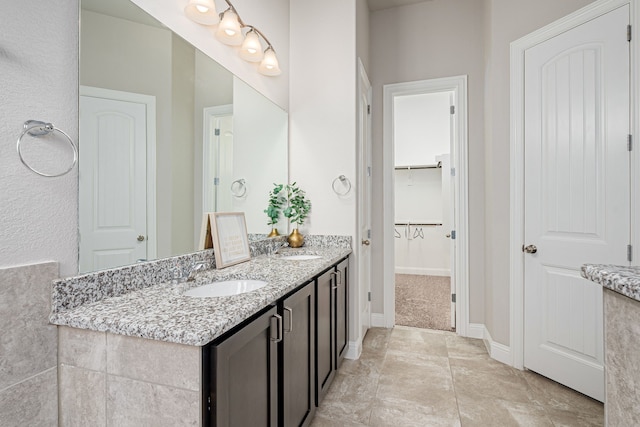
[{"left": 78, "top": 0, "right": 288, "bottom": 273}]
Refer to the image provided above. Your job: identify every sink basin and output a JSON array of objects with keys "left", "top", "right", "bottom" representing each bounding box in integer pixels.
[
  {"left": 184, "top": 280, "right": 267, "bottom": 297},
  {"left": 280, "top": 255, "right": 322, "bottom": 261}
]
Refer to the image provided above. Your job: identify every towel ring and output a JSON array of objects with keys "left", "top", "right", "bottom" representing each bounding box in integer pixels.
[
  {"left": 332, "top": 175, "right": 351, "bottom": 196},
  {"left": 17, "top": 120, "right": 77, "bottom": 178},
  {"left": 231, "top": 178, "right": 247, "bottom": 198}
]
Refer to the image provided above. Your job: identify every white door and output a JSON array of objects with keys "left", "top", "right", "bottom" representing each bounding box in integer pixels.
[
  {"left": 524, "top": 5, "right": 630, "bottom": 401},
  {"left": 439, "top": 153, "right": 455, "bottom": 329},
  {"left": 358, "top": 62, "right": 372, "bottom": 338},
  {"left": 79, "top": 95, "right": 148, "bottom": 272},
  {"left": 203, "top": 105, "right": 234, "bottom": 213}
]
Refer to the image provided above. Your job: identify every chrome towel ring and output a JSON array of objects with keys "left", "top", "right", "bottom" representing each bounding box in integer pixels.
[
  {"left": 17, "top": 120, "right": 77, "bottom": 178},
  {"left": 231, "top": 178, "right": 247, "bottom": 198},
  {"left": 332, "top": 175, "right": 352, "bottom": 196}
]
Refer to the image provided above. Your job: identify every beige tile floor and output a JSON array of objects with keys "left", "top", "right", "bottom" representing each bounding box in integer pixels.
[{"left": 311, "top": 326, "right": 604, "bottom": 427}]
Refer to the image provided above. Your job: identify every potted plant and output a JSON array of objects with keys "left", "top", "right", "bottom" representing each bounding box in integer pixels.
[
  {"left": 264, "top": 183, "right": 285, "bottom": 237},
  {"left": 283, "top": 182, "right": 311, "bottom": 247}
]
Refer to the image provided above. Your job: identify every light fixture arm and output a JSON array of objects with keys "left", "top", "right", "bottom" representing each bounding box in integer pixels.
[{"left": 220, "top": 0, "right": 274, "bottom": 49}]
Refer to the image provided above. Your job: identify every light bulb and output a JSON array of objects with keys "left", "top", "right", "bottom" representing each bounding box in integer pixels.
[
  {"left": 215, "top": 9, "right": 243, "bottom": 46},
  {"left": 240, "top": 30, "right": 264, "bottom": 62},
  {"left": 184, "top": 0, "right": 219, "bottom": 26},
  {"left": 259, "top": 48, "right": 281, "bottom": 76}
]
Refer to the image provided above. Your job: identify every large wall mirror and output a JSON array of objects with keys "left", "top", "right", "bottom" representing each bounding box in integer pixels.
[{"left": 79, "top": 0, "right": 288, "bottom": 273}]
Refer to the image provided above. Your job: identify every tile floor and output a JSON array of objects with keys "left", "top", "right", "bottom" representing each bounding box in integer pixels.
[{"left": 311, "top": 326, "right": 604, "bottom": 427}]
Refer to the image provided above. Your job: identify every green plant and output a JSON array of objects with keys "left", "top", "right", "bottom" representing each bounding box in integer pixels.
[
  {"left": 283, "top": 182, "right": 311, "bottom": 227},
  {"left": 264, "top": 183, "right": 285, "bottom": 226}
]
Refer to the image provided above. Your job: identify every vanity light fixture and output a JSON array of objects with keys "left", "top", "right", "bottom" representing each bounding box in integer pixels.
[
  {"left": 183, "top": 0, "right": 281, "bottom": 76},
  {"left": 184, "top": 0, "right": 219, "bottom": 25}
]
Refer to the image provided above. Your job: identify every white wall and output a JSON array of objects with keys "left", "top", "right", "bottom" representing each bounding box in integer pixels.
[
  {"left": 0, "top": 0, "right": 79, "bottom": 278},
  {"left": 394, "top": 91, "right": 451, "bottom": 166},
  {"left": 289, "top": 0, "right": 359, "bottom": 347},
  {"left": 370, "top": 0, "right": 486, "bottom": 319},
  {"left": 131, "top": 0, "right": 290, "bottom": 110},
  {"left": 232, "top": 77, "right": 288, "bottom": 233},
  {"left": 394, "top": 168, "right": 450, "bottom": 276}
]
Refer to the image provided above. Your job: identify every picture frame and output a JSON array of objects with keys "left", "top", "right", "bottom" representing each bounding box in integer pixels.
[{"left": 208, "top": 212, "right": 251, "bottom": 269}]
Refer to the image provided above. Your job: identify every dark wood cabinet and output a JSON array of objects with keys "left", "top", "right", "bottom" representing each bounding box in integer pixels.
[
  {"left": 203, "top": 257, "right": 349, "bottom": 426},
  {"left": 203, "top": 306, "right": 280, "bottom": 427},
  {"left": 315, "top": 258, "right": 349, "bottom": 405},
  {"left": 335, "top": 259, "right": 349, "bottom": 369},
  {"left": 281, "top": 281, "right": 315, "bottom": 427},
  {"left": 315, "top": 268, "right": 336, "bottom": 405}
]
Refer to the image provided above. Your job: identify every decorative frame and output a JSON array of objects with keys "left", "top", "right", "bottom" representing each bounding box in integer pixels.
[{"left": 209, "top": 212, "right": 251, "bottom": 269}]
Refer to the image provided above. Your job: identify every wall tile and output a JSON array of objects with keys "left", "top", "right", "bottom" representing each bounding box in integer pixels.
[
  {"left": 58, "top": 326, "right": 106, "bottom": 371},
  {"left": 0, "top": 262, "right": 58, "bottom": 390},
  {"left": 0, "top": 367, "right": 58, "bottom": 427},
  {"left": 106, "top": 333, "right": 200, "bottom": 391},
  {"left": 106, "top": 375, "right": 199, "bottom": 427},
  {"left": 59, "top": 364, "right": 106, "bottom": 426}
]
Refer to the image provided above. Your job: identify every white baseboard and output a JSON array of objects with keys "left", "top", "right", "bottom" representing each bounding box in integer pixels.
[
  {"left": 345, "top": 339, "right": 362, "bottom": 360},
  {"left": 394, "top": 267, "right": 451, "bottom": 276},
  {"left": 371, "top": 313, "right": 389, "bottom": 328},
  {"left": 467, "top": 323, "right": 513, "bottom": 367},
  {"left": 467, "top": 323, "right": 485, "bottom": 339}
]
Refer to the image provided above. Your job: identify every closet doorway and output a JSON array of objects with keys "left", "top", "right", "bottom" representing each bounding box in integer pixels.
[{"left": 382, "top": 76, "right": 469, "bottom": 335}]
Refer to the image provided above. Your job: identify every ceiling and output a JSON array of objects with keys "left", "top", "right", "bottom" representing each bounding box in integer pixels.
[
  {"left": 367, "top": 0, "right": 433, "bottom": 12},
  {"left": 81, "top": 0, "right": 165, "bottom": 28}
]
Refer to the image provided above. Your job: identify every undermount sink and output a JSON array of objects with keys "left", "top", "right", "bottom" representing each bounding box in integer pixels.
[
  {"left": 184, "top": 280, "right": 267, "bottom": 297},
  {"left": 280, "top": 255, "right": 322, "bottom": 261}
]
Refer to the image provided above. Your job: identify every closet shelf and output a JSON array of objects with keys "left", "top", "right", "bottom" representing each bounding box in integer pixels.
[{"left": 394, "top": 162, "right": 441, "bottom": 170}]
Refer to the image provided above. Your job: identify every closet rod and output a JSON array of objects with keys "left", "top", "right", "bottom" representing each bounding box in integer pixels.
[
  {"left": 394, "top": 162, "right": 441, "bottom": 170},
  {"left": 395, "top": 222, "right": 442, "bottom": 226}
]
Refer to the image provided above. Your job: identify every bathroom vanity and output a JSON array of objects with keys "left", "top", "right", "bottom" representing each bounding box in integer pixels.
[
  {"left": 51, "top": 238, "right": 351, "bottom": 426},
  {"left": 582, "top": 264, "right": 640, "bottom": 426}
]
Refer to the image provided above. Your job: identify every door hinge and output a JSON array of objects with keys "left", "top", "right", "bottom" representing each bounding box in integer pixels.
[
  {"left": 628, "top": 134, "right": 633, "bottom": 151},
  {"left": 213, "top": 177, "right": 220, "bottom": 186},
  {"left": 368, "top": 291, "right": 371, "bottom": 302},
  {"left": 628, "top": 25, "right": 632, "bottom": 42},
  {"left": 451, "top": 230, "right": 456, "bottom": 240},
  {"left": 628, "top": 244, "right": 633, "bottom": 262},
  {"left": 367, "top": 166, "right": 372, "bottom": 177},
  {"left": 451, "top": 167, "right": 456, "bottom": 176},
  {"left": 450, "top": 105, "right": 455, "bottom": 115},
  {"left": 367, "top": 229, "right": 372, "bottom": 239},
  {"left": 367, "top": 104, "right": 371, "bottom": 114},
  {"left": 214, "top": 128, "right": 220, "bottom": 136},
  {"left": 451, "top": 293, "right": 456, "bottom": 303}
]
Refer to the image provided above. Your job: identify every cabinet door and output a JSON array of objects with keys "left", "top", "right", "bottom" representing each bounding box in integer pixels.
[
  {"left": 282, "top": 282, "right": 315, "bottom": 427},
  {"left": 335, "top": 259, "right": 349, "bottom": 368},
  {"left": 315, "top": 269, "right": 335, "bottom": 405},
  {"left": 214, "top": 307, "right": 279, "bottom": 427}
]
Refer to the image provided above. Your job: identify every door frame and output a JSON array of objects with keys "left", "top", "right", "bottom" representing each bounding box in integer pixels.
[
  {"left": 202, "top": 104, "right": 233, "bottom": 214},
  {"left": 382, "top": 76, "right": 470, "bottom": 335},
  {"left": 356, "top": 58, "right": 372, "bottom": 357},
  {"left": 79, "top": 86, "right": 158, "bottom": 262},
  {"left": 509, "top": 0, "right": 638, "bottom": 369}
]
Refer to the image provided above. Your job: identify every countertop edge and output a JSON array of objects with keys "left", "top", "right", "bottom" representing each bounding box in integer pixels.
[{"left": 582, "top": 264, "right": 640, "bottom": 303}]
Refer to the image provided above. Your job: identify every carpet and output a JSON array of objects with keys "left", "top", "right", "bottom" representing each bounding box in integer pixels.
[{"left": 395, "top": 274, "right": 454, "bottom": 331}]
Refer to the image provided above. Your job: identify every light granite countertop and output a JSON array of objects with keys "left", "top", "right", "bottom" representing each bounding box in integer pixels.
[
  {"left": 581, "top": 264, "right": 640, "bottom": 302},
  {"left": 50, "top": 246, "right": 351, "bottom": 346}
]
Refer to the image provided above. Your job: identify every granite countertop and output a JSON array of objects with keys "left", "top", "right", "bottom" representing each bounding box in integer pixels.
[
  {"left": 581, "top": 264, "right": 640, "bottom": 302},
  {"left": 50, "top": 246, "right": 351, "bottom": 346}
]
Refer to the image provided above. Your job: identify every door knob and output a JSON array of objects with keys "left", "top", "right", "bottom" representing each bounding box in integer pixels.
[
  {"left": 446, "top": 234, "right": 451, "bottom": 238},
  {"left": 523, "top": 244, "right": 537, "bottom": 254},
  {"left": 137, "top": 235, "right": 145, "bottom": 242},
  {"left": 362, "top": 239, "right": 370, "bottom": 246}
]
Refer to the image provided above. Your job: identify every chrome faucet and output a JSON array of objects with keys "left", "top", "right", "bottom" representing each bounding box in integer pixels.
[
  {"left": 270, "top": 241, "right": 289, "bottom": 256},
  {"left": 186, "top": 261, "right": 210, "bottom": 281}
]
